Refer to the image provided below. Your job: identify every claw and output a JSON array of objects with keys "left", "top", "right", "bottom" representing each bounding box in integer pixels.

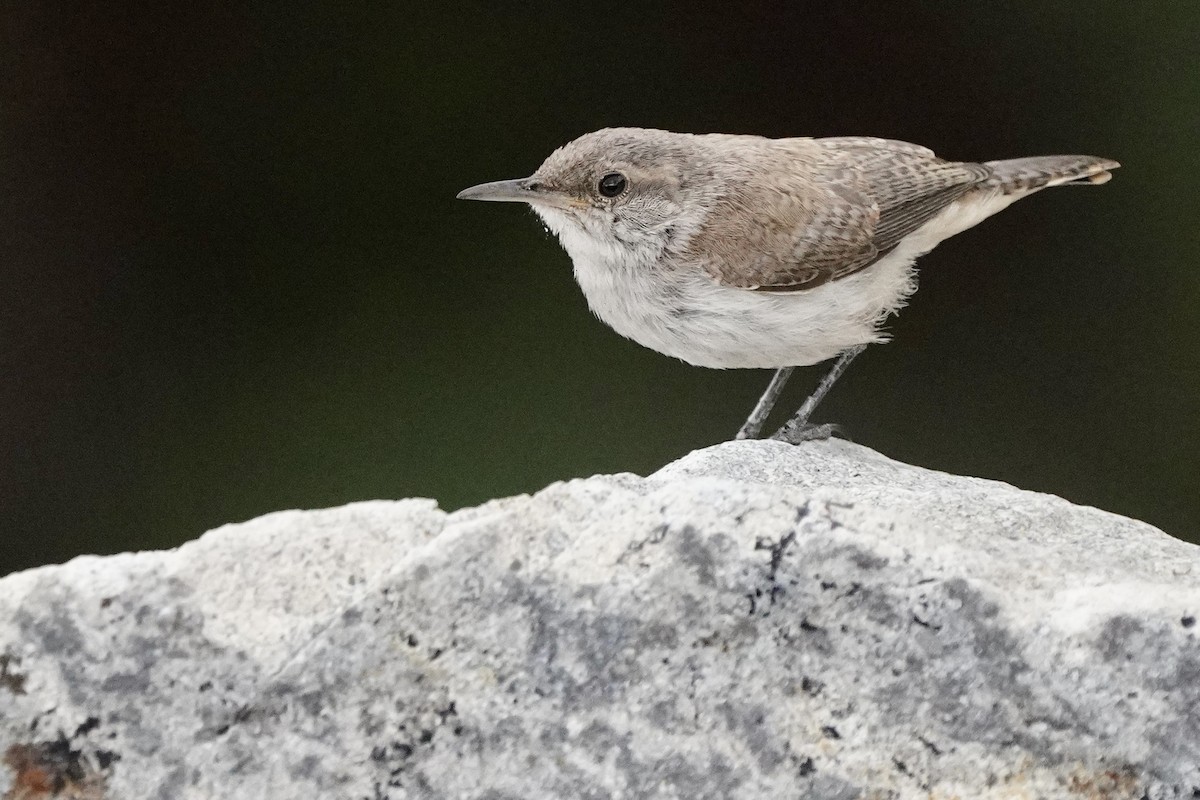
[{"left": 772, "top": 422, "right": 840, "bottom": 445}]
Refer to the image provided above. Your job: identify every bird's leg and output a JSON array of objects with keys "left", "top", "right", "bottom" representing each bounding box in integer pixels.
[
  {"left": 772, "top": 344, "right": 868, "bottom": 444},
  {"left": 735, "top": 367, "right": 795, "bottom": 440}
]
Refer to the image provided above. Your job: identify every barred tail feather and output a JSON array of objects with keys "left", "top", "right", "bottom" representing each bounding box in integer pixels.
[{"left": 983, "top": 155, "right": 1120, "bottom": 194}]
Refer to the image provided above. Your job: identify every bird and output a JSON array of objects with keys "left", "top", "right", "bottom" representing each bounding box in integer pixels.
[{"left": 457, "top": 127, "right": 1118, "bottom": 442}]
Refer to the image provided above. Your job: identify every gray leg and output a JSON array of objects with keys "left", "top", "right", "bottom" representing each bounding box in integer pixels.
[
  {"left": 736, "top": 367, "right": 795, "bottom": 440},
  {"left": 772, "top": 344, "right": 867, "bottom": 444}
]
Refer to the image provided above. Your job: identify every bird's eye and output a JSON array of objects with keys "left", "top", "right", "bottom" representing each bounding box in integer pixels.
[{"left": 598, "top": 172, "right": 627, "bottom": 198}]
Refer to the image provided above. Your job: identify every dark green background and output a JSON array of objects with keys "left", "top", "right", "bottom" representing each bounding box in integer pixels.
[{"left": 2, "top": 2, "right": 1197, "bottom": 575}]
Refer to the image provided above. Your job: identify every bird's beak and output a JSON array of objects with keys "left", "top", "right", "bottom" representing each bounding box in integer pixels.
[{"left": 456, "top": 177, "right": 570, "bottom": 208}]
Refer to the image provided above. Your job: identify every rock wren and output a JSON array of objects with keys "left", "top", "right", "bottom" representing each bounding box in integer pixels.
[{"left": 458, "top": 128, "right": 1118, "bottom": 442}]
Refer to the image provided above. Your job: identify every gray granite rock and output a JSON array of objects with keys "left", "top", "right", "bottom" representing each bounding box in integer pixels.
[{"left": 1, "top": 440, "right": 1197, "bottom": 799}]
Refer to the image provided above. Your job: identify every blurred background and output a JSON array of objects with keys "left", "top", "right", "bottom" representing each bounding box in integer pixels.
[{"left": 2, "top": 2, "right": 1197, "bottom": 575}]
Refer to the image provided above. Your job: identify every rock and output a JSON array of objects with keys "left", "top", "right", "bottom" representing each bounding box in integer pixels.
[{"left": 1, "top": 439, "right": 1197, "bottom": 799}]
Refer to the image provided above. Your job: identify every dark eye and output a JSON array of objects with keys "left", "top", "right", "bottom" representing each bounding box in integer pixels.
[{"left": 598, "top": 172, "right": 627, "bottom": 198}]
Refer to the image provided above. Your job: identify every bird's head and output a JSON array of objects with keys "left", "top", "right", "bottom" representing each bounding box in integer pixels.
[{"left": 458, "top": 128, "right": 703, "bottom": 265}]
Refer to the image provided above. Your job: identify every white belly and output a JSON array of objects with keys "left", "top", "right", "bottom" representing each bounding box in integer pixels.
[
  {"left": 559, "top": 189, "right": 1020, "bottom": 369},
  {"left": 570, "top": 248, "right": 910, "bottom": 368}
]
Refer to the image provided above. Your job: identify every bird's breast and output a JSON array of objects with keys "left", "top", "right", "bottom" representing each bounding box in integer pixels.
[
  {"left": 569, "top": 250, "right": 688, "bottom": 353},
  {"left": 566, "top": 241, "right": 920, "bottom": 369}
]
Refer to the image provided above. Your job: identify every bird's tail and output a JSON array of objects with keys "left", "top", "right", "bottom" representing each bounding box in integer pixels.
[{"left": 983, "top": 155, "right": 1120, "bottom": 194}]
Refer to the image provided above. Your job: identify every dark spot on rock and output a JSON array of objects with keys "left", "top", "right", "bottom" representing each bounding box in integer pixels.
[
  {"left": 851, "top": 550, "right": 888, "bottom": 570},
  {"left": 211, "top": 704, "right": 255, "bottom": 736},
  {"left": 100, "top": 672, "right": 149, "bottom": 693},
  {"left": 715, "top": 703, "right": 784, "bottom": 771},
  {"left": 912, "top": 614, "right": 937, "bottom": 630},
  {"left": 821, "top": 725, "right": 841, "bottom": 740},
  {"left": 755, "top": 531, "right": 797, "bottom": 585},
  {"left": 892, "top": 757, "right": 911, "bottom": 776},
  {"left": 476, "top": 791, "right": 526, "bottom": 800},
  {"left": 941, "top": 578, "right": 1000, "bottom": 619},
  {"left": 618, "top": 523, "right": 670, "bottom": 563},
  {"left": 289, "top": 754, "right": 320, "bottom": 780},
  {"left": 799, "top": 618, "right": 824, "bottom": 633},
  {"left": 74, "top": 718, "right": 101, "bottom": 738},
  {"left": 0, "top": 653, "right": 27, "bottom": 695},
  {"left": 675, "top": 526, "right": 717, "bottom": 586},
  {"left": 797, "top": 757, "right": 816, "bottom": 776},
  {"left": 405, "top": 634, "right": 419, "bottom": 647},
  {"left": 297, "top": 693, "right": 323, "bottom": 716},
  {"left": 1182, "top": 616, "right": 1196, "bottom": 629},
  {"left": 1098, "top": 616, "right": 1146, "bottom": 662},
  {"left": 917, "top": 735, "right": 943, "bottom": 756},
  {"left": 342, "top": 608, "right": 362, "bottom": 624},
  {"left": 17, "top": 605, "right": 86, "bottom": 660},
  {"left": 800, "top": 676, "right": 823, "bottom": 697}
]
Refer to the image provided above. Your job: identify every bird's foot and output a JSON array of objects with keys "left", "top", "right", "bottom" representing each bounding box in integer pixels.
[
  {"left": 734, "top": 422, "right": 763, "bottom": 441},
  {"left": 770, "top": 421, "right": 845, "bottom": 445}
]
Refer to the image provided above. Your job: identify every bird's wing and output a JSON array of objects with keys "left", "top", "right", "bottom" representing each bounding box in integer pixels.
[{"left": 700, "top": 137, "right": 991, "bottom": 291}]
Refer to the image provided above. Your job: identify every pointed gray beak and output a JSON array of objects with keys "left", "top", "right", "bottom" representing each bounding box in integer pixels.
[
  {"left": 456, "top": 177, "right": 539, "bottom": 203},
  {"left": 457, "top": 177, "right": 577, "bottom": 209}
]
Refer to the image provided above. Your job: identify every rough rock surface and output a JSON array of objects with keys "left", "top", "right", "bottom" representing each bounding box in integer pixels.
[{"left": 1, "top": 440, "right": 1198, "bottom": 799}]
